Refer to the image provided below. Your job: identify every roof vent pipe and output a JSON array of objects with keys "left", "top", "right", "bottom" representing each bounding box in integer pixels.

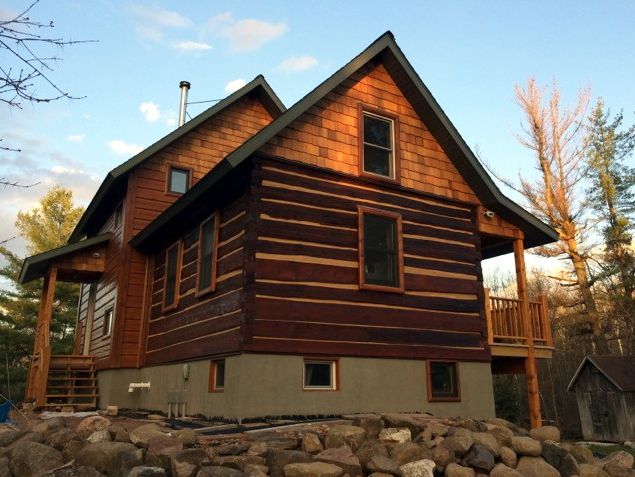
[{"left": 178, "top": 81, "right": 191, "bottom": 127}]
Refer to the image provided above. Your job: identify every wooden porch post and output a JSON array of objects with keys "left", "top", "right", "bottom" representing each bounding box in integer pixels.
[
  {"left": 30, "top": 266, "right": 57, "bottom": 407},
  {"left": 513, "top": 239, "right": 542, "bottom": 428}
]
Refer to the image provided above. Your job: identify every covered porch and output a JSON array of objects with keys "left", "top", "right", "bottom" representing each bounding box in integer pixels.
[{"left": 19, "top": 234, "right": 110, "bottom": 409}]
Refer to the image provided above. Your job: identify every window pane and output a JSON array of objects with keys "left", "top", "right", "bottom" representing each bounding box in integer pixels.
[
  {"left": 364, "top": 145, "right": 392, "bottom": 176},
  {"left": 165, "top": 246, "right": 178, "bottom": 306},
  {"left": 304, "top": 362, "right": 333, "bottom": 387},
  {"left": 215, "top": 360, "right": 225, "bottom": 389},
  {"left": 364, "top": 214, "right": 398, "bottom": 286},
  {"left": 364, "top": 115, "right": 391, "bottom": 148},
  {"left": 169, "top": 168, "right": 189, "bottom": 194},
  {"left": 199, "top": 218, "right": 216, "bottom": 291},
  {"left": 430, "top": 362, "right": 458, "bottom": 398},
  {"left": 103, "top": 308, "right": 113, "bottom": 336}
]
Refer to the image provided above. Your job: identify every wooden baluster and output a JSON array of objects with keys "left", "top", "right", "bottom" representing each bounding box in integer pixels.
[{"left": 484, "top": 288, "right": 494, "bottom": 345}]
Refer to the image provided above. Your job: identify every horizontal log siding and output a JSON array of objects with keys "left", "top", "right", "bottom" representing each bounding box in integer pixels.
[
  {"left": 144, "top": 197, "right": 248, "bottom": 365},
  {"left": 260, "top": 61, "right": 480, "bottom": 204},
  {"left": 245, "top": 159, "right": 489, "bottom": 361},
  {"left": 113, "top": 95, "right": 273, "bottom": 368}
]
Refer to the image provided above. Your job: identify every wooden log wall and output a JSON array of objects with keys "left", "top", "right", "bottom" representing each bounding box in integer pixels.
[
  {"left": 243, "top": 157, "right": 490, "bottom": 361},
  {"left": 144, "top": 193, "right": 249, "bottom": 366},
  {"left": 112, "top": 94, "right": 274, "bottom": 368}
]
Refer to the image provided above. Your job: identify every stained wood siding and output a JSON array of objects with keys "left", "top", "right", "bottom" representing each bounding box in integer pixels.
[
  {"left": 112, "top": 95, "right": 274, "bottom": 368},
  {"left": 144, "top": 195, "right": 248, "bottom": 365},
  {"left": 260, "top": 61, "right": 481, "bottom": 204},
  {"left": 244, "top": 158, "right": 489, "bottom": 361}
]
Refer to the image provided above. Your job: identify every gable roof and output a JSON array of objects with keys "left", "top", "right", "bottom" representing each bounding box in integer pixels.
[
  {"left": 131, "top": 31, "right": 558, "bottom": 251},
  {"left": 19, "top": 233, "right": 110, "bottom": 284},
  {"left": 69, "top": 75, "right": 286, "bottom": 243},
  {"left": 567, "top": 355, "right": 635, "bottom": 392}
]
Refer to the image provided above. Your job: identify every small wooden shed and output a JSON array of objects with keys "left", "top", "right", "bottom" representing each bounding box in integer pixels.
[{"left": 568, "top": 355, "right": 635, "bottom": 441}]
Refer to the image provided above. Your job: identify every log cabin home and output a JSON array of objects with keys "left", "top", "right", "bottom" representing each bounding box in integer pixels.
[{"left": 20, "top": 32, "right": 557, "bottom": 426}]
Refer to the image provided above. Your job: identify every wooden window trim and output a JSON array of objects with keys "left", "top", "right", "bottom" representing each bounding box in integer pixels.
[
  {"left": 165, "top": 164, "right": 192, "bottom": 196},
  {"left": 102, "top": 306, "right": 114, "bottom": 337},
  {"left": 358, "top": 206, "right": 405, "bottom": 293},
  {"left": 162, "top": 241, "right": 182, "bottom": 313},
  {"left": 196, "top": 211, "right": 220, "bottom": 297},
  {"left": 208, "top": 359, "right": 225, "bottom": 393},
  {"left": 358, "top": 103, "right": 401, "bottom": 185},
  {"left": 426, "top": 360, "right": 461, "bottom": 402},
  {"left": 302, "top": 358, "right": 339, "bottom": 392}
]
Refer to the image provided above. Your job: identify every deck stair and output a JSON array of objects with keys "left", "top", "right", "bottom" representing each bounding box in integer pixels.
[{"left": 43, "top": 355, "right": 97, "bottom": 409}]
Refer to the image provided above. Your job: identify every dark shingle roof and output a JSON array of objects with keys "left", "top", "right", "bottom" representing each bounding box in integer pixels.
[{"left": 568, "top": 355, "right": 635, "bottom": 392}]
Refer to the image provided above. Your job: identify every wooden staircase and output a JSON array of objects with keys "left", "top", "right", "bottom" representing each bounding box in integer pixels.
[{"left": 27, "top": 353, "right": 98, "bottom": 409}]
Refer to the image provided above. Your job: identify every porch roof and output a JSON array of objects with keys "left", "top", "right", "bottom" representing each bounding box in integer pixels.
[{"left": 19, "top": 233, "right": 110, "bottom": 284}]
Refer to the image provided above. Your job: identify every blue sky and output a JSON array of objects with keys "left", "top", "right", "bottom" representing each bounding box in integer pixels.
[{"left": 1, "top": 1, "right": 634, "bottom": 283}]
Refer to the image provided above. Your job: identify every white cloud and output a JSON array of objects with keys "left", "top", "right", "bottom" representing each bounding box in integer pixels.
[
  {"left": 82, "top": 113, "right": 91, "bottom": 119},
  {"left": 164, "top": 109, "right": 177, "bottom": 127},
  {"left": 66, "top": 134, "right": 85, "bottom": 143},
  {"left": 224, "top": 78, "right": 247, "bottom": 94},
  {"left": 171, "top": 40, "right": 212, "bottom": 51},
  {"left": 276, "top": 55, "right": 318, "bottom": 72},
  {"left": 108, "top": 140, "right": 143, "bottom": 156},
  {"left": 140, "top": 101, "right": 161, "bottom": 122},
  {"left": 127, "top": 4, "right": 192, "bottom": 42},
  {"left": 208, "top": 12, "right": 287, "bottom": 52}
]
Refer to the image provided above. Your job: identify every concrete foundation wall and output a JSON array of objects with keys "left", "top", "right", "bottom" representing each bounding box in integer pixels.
[{"left": 98, "top": 354, "right": 495, "bottom": 420}]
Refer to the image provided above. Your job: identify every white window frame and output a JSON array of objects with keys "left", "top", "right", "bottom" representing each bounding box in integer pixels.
[{"left": 303, "top": 359, "right": 337, "bottom": 390}]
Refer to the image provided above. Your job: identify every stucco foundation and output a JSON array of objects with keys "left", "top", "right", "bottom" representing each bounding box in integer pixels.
[{"left": 98, "top": 354, "right": 495, "bottom": 420}]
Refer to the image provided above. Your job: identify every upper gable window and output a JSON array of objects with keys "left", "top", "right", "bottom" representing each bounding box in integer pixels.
[
  {"left": 168, "top": 166, "right": 190, "bottom": 195},
  {"left": 361, "top": 111, "right": 396, "bottom": 180}
]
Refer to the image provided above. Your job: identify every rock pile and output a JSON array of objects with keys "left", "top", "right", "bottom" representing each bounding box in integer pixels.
[{"left": 0, "top": 413, "right": 632, "bottom": 477}]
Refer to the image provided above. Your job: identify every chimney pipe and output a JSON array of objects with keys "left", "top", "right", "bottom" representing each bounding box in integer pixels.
[{"left": 178, "top": 81, "right": 191, "bottom": 127}]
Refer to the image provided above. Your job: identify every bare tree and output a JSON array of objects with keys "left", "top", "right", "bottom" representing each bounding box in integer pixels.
[{"left": 497, "top": 78, "right": 608, "bottom": 352}]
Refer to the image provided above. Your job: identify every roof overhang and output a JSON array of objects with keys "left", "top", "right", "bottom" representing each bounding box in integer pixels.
[{"left": 19, "top": 233, "right": 110, "bottom": 284}]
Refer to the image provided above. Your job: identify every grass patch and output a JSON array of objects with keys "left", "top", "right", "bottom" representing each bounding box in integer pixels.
[{"left": 584, "top": 443, "right": 635, "bottom": 459}]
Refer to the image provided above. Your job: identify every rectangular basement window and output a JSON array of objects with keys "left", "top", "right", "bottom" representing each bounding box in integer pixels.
[
  {"left": 209, "top": 359, "right": 225, "bottom": 392},
  {"left": 102, "top": 307, "right": 114, "bottom": 337},
  {"left": 303, "top": 360, "right": 337, "bottom": 390},
  {"left": 427, "top": 361, "right": 461, "bottom": 402}
]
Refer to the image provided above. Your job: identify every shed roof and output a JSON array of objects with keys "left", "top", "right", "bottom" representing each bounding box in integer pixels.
[
  {"left": 131, "top": 31, "right": 558, "bottom": 252},
  {"left": 567, "top": 355, "right": 635, "bottom": 392},
  {"left": 68, "top": 75, "right": 285, "bottom": 243}
]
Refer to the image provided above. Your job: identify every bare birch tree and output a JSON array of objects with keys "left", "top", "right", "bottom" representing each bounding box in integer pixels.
[{"left": 511, "top": 78, "right": 609, "bottom": 352}]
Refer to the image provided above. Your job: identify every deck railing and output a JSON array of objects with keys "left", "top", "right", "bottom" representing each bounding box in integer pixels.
[{"left": 484, "top": 290, "right": 553, "bottom": 347}]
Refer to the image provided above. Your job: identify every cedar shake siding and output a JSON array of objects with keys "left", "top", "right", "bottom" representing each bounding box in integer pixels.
[
  {"left": 242, "top": 157, "right": 489, "bottom": 362},
  {"left": 261, "top": 61, "right": 480, "bottom": 205}
]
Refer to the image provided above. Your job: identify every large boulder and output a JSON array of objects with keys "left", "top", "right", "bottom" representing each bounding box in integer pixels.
[
  {"left": 301, "top": 433, "right": 323, "bottom": 454},
  {"left": 355, "top": 439, "right": 389, "bottom": 468},
  {"left": 76, "top": 416, "right": 112, "bottom": 437},
  {"left": 283, "top": 462, "right": 344, "bottom": 477},
  {"left": 0, "top": 457, "right": 9, "bottom": 477},
  {"left": 49, "top": 466, "right": 107, "bottom": 477},
  {"left": 366, "top": 455, "right": 400, "bottom": 476},
  {"left": 9, "top": 440, "right": 64, "bottom": 477},
  {"left": 382, "top": 414, "right": 422, "bottom": 437},
  {"left": 489, "top": 463, "right": 522, "bottom": 477},
  {"left": 599, "top": 451, "right": 634, "bottom": 477},
  {"left": 472, "top": 432, "right": 501, "bottom": 457},
  {"left": 515, "top": 456, "right": 560, "bottom": 477},
  {"left": 75, "top": 441, "right": 139, "bottom": 474},
  {"left": 128, "top": 467, "right": 167, "bottom": 477},
  {"left": 197, "top": 467, "right": 246, "bottom": 477},
  {"left": 398, "top": 459, "right": 435, "bottom": 477},
  {"left": 445, "top": 463, "right": 475, "bottom": 477},
  {"left": 570, "top": 445, "right": 595, "bottom": 464},
  {"left": 500, "top": 446, "right": 517, "bottom": 468},
  {"left": 541, "top": 441, "right": 580, "bottom": 477},
  {"left": 529, "top": 426, "right": 560, "bottom": 443},
  {"left": 431, "top": 444, "right": 455, "bottom": 472},
  {"left": 352, "top": 415, "right": 385, "bottom": 439},
  {"left": 113, "top": 447, "right": 144, "bottom": 477},
  {"left": 324, "top": 425, "right": 367, "bottom": 451},
  {"left": 267, "top": 449, "right": 314, "bottom": 477},
  {"left": 579, "top": 464, "right": 611, "bottom": 477},
  {"left": 46, "top": 427, "right": 77, "bottom": 450},
  {"left": 130, "top": 423, "right": 169, "bottom": 448},
  {"left": 487, "top": 426, "right": 514, "bottom": 447},
  {"left": 170, "top": 448, "right": 211, "bottom": 477},
  {"left": 379, "top": 428, "right": 411, "bottom": 444},
  {"left": 174, "top": 428, "right": 197, "bottom": 448},
  {"left": 389, "top": 442, "right": 431, "bottom": 466},
  {"left": 315, "top": 444, "right": 363, "bottom": 477},
  {"left": 444, "top": 429, "right": 473, "bottom": 458},
  {"left": 461, "top": 443, "right": 495, "bottom": 472},
  {"left": 87, "top": 429, "right": 112, "bottom": 443},
  {"left": 0, "top": 430, "right": 26, "bottom": 447},
  {"left": 511, "top": 436, "right": 541, "bottom": 457}
]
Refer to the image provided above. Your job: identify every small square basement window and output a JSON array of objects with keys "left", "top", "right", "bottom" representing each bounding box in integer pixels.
[{"left": 303, "top": 359, "right": 337, "bottom": 390}]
